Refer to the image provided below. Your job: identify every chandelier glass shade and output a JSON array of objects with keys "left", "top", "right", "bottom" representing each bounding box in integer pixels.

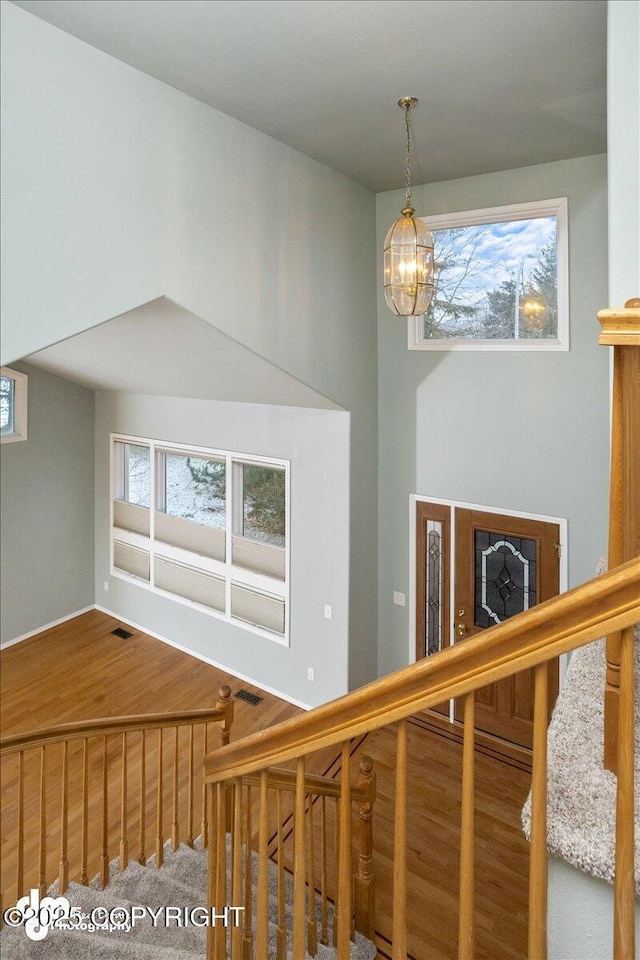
[
  {"left": 384, "top": 98, "right": 435, "bottom": 317},
  {"left": 384, "top": 207, "right": 434, "bottom": 316}
]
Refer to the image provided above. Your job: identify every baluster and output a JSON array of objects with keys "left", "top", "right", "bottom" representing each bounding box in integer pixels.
[
  {"left": 276, "top": 791, "right": 286, "bottom": 960},
  {"left": 392, "top": 721, "right": 407, "bottom": 960},
  {"left": 59, "top": 741, "right": 69, "bottom": 893},
  {"left": 337, "top": 741, "right": 352, "bottom": 956},
  {"left": 214, "top": 780, "right": 227, "bottom": 960},
  {"left": 320, "top": 795, "right": 328, "bottom": 946},
  {"left": 613, "top": 625, "right": 635, "bottom": 960},
  {"left": 458, "top": 694, "right": 475, "bottom": 960},
  {"left": 333, "top": 796, "right": 340, "bottom": 948},
  {"left": 206, "top": 782, "right": 217, "bottom": 960},
  {"left": 528, "top": 665, "right": 549, "bottom": 959},
  {"left": 307, "top": 792, "right": 318, "bottom": 956},
  {"left": 172, "top": 726, "right": 180, "bottom": 850},
  {"left": 80, "top": 739, "right": 89, "bottom": 885},
  {"left": 38, "top": 745, "right": 46, "bottom": 896},
  {"left": 243, "top": 784, "right": 254, "bottom": 960},
  {"left": 187, "top": 724, "right": 194, "bottom": 847},
  {"left": 293, "top": 758, "right": 307, "bottom": 957},
  {"left": 231, "top": 779, "right": 244, "bottom": 959},
  {"left": 120, "top": 732, "right": 128, "bottom": 869},
  {"left": 101, "top": 736, "right": 109, "bottom": 888},
  {"left": 201, "top": 723, "right": 209, "bottom": 849},
  {"left": 16, "top": 751, "right": 24, "bottom": 898},
  {"left": 355, "top": 755, "right": 375, "bottom": 940},
  {"left": 156, "top": 727, "right": 164, "bottom": 867},
  {"left": 256, "top": 770, "right": 269, "bottom": 960},
  {"left": 139, "top": 730, "right": 147, "bottom": 864}
]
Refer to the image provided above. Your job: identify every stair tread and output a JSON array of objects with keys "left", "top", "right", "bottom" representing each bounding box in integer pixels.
[
  {"left": 1, "top": 840, "right": 375, "bottom": 959},
  {"left": 0, "top": 925, "right": 203, "bottom": 960}
]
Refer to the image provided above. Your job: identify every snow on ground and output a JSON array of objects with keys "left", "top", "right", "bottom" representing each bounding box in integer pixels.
[{"left": 127, "top": 447, "right": 284, "bottom": 547}]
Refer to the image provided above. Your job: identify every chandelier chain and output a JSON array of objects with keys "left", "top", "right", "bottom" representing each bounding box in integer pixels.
[{"left": 405, "top": 102, "right": 412, "bottom": 208}]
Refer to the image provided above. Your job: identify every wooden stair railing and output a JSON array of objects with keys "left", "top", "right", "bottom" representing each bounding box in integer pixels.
[
  {"left": 203, "top": 557, "right": 640, "bottom": 960},
  {"left": 598, "top": 297, "right": 640, "bottom": 774},
  {"left": 0, "top": 685, "right": 234, "bottom": 913},
  {"left": 206, "top": 759, "right": 377, "bottom": 960}
]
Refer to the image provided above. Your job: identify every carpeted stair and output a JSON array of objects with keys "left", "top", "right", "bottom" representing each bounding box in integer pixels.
[
  {"left": 1, "top": 839, "right": 376, "bottom": 959},
  {"left": 521, "top": 559, "right": 640, "bottom": 892}
]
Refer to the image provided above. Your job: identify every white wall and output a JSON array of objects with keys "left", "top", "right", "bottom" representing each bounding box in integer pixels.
[
  {"left": 1, "top": 3, "right": 378, "bottom": 689},
  {"left": 376, "top": 154, "right": 609, "bottom": 676},
  {"left": 1, "top": 363, "right": 95, "bottom": 644},
  {"left": 95, "top": 392, "right": 351, "bottom": 706},
  {"left": 607, "top": 0, "right": 640, "bottom": 304},
  {"left": 548, "top": 855, "right": 640, "bottom": 959}
]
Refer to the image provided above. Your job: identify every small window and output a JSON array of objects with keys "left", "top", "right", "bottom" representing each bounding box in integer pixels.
[
  {"left": 232, "top": 461, "right": 286, "bottom": 580},
  {"left": 160, "top": 451, "right": 226, "bottom": 530},
  {"left": 0, "top": 367, "right": 28, "bottom": 443},
  {"left": 233, "top": 462, "right": 286, "bottom": 547},
  {"left": 408, "top": 198, "right": 568, "bottom": 351},
  {"left": 113, "top": 441, "right": 150, "bottom": 537},
  {"left": 115, "top": 441, "right": 150, "bottom": 507}
]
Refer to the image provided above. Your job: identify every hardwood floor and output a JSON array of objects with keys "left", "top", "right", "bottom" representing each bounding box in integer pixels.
[{"left": 1, "top": 610, "right": 531, "bottom": 959}]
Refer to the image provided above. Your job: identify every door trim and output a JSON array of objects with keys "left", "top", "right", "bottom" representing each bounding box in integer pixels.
[{"left": 409, "top": 495, "right": 569, "bottom": 711}]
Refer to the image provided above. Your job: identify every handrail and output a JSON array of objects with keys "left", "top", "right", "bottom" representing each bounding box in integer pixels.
[
  {"left": 242, "top": 765, "right": 370, "bottom": 802},
  {"left": 204, "top": 557, "right": 640, "bottom": 782},
  {"left": 1, "top": 684, "right": 234, "bottom": 754},
  {"left": 0, "top": 709, "right": 226, "bottom": 753}
]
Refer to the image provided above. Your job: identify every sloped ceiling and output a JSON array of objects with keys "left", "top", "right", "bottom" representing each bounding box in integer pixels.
[{"left": 25, "top": 297, "right": 343, "bottom": 410}]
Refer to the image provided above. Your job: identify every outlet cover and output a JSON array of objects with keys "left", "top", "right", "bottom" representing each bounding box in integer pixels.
[{"left": 393, "top": 591, "right": 406, "bottom": 607}]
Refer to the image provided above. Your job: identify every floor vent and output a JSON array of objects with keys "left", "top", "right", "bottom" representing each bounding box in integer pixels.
[
  {"left": 236, "top": 689, "right": 263, "bottom": 706},
  {"left": 111, "top": 627, "right": 134, "bottom": 639}
]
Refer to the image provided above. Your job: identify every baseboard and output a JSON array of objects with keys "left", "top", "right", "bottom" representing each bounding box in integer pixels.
[
  {"left": 94, "top": 604, "right": 313, "bottom": 711},
  {"left": 0, "top": 605, "right": 96, "bottom": 650}
]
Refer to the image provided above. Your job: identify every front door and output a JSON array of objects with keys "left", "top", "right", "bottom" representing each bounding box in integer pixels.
[
  {"left": 453, "top": 508, "right": 560, "bottom": 749},
  {"left": 416, "top": 500, "right": 561, "bottom": 751}
]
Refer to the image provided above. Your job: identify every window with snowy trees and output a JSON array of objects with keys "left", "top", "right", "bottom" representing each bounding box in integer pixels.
[{"left": 110, "top": 435, "right": 289, "bottom": 644}]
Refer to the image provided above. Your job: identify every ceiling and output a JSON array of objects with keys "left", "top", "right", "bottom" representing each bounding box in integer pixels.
[
  {"left": 25, "top": 298, "right": 341, "bottom": 410},
  {"left": 12, "top": 0, "right": 607, "bottom": 192}
]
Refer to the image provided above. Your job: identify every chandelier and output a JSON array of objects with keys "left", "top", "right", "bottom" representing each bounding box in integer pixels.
[{"left": 383, "top": 98, "right": 434, "bottom": 316}]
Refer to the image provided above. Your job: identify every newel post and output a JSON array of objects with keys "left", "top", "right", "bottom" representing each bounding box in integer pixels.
[
  {"left": 216, "top": 684, "right": 234, "bottom": 748},
  {"left": 598, "top": 298, "right": 640, "bottom": 774},
  {"left": 215, "top": 684, "right": 234, "bottom": 832},
  {"left": 354, "top": 754, "right": 376, "bottom": 940}
]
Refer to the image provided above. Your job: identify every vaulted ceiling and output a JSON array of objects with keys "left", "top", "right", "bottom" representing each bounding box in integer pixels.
[{"left": 12, "top": 0, "right": 607, "bottom": 191}]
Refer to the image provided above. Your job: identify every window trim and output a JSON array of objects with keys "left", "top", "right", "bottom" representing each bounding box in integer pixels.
[
  {"left": 0, "top": 366, "right": 28, "bottom": 443},
  {"left": 407, "top": 197, "right": 569, "bottom": 352},
  {"left": 110, "top": 433, "right": 290, "bottom": 646}
]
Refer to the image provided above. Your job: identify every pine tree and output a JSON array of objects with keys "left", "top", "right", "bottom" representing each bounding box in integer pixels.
[
  {"left": 525, "top": 241, "right": 557, "bottom": 337},
  {"left": 483, "top": 276, "right": 517, "bottom": 339},
  {"left": 243, "top": 466, "right": 285, "bottom": 541}
]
